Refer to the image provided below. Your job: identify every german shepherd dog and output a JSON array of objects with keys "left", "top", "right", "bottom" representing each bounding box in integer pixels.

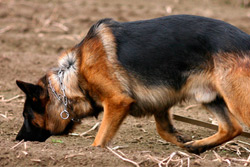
[{"left": 16, "top": 15, "right": 250, "bottom": 154}]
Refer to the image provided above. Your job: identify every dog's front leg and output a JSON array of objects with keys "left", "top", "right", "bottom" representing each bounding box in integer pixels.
[{"left": 92, "top": 96, "right": 133, "bottom": 147}]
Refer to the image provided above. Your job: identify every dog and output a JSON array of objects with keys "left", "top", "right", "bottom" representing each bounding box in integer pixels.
[{"left": 16, "top": 15, "right": 250, "bottom": 154}]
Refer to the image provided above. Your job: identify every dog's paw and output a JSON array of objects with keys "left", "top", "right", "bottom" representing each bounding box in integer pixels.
[
  {"left": 184, "top": 141, "right": 209, "bottom": 155},
  {"left": 176, "top": 133, "right": 192, "bottom": 144}
]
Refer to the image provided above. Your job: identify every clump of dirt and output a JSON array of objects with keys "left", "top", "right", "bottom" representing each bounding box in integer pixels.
[{"left": 0, "top": 0, "right": 250, "bottom": 166}]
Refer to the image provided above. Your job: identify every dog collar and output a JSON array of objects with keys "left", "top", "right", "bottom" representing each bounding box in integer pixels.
[{"left": 48, "top": 69, "right": 80, "bottom": 122}]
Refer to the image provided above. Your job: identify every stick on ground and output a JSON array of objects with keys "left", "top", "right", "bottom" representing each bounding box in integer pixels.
[
  {"left": 244, "top": 155, "right": 250, "bottom": 166},
  {"left": 107, "top": 146, "right": 140, "bottom": 167},
  {"left": 10, "top": 140, "right": 24, "bottom": 150},
  {"left": 0, "top": 95, "right": 24, "bottom": 103},
  {"left": 0, "top": 25, "right": 12, "bottom": 34},
  {"left": 80, "top": 122, "right": 100, "bottom": 136}
]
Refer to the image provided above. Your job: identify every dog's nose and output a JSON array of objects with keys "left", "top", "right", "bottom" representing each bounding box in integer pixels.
[{"left": 15, "top": 134, "right": 23, "bottom": 141}]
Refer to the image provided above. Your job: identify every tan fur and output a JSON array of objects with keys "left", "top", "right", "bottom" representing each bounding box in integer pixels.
[
  {"left": 213, "top": 52, "right": 250, "bottom": 126},
  {"left": 45, "top": 91, "right": 70, "bottom": 133},
  {"left": 96, "top": 23, "right": 133, "bottom": 96},
  {"left": 32, "top": 112, "right": 46, "bottom": 128},
  {"left": 183, "top": 73, "right": 217, "bottom": 103},
  {"left": 78, "top": 25, "right": 135, "bottom": 146}
]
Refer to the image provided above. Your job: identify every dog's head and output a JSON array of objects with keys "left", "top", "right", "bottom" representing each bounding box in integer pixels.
[
  {"left": 16, "top": 77, "right": 52, "bottom": 142},
  {"left": 15, "top": 74, "right": 100, "bottom": 142}
]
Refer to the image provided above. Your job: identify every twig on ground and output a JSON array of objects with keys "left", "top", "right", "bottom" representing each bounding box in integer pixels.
[
  {"left": 193, "top": 153, "right": 208, "bottom": 160},
  {"left": 112, "top": 145, "right": 128, "bottom": 150},
  {"left": 58, "top": 35, "right": 80, "bottom": 42},
  {"left": 187, "top": 157, "right": 190, "bottom": 167},
  {"left": 144, "top": 154, "right": 161, "bottom": 164},
  {"left": 107, "top": 146, "right": 140, "bottom": 167},
  {"left": 238, "top": 143, "right": 250, "bottom": 153},
  {"left": 217, "top": 140, "right": 250, "bottom": 166},
  {"left": 224, "top": 159, "right": 232, "bottom": 166},
  {"left": 177, "top": 151, "right": 191, "bottom": 157},
  {"left": 220, "top": 140, "right": 250, "bottom": 155},
  {"left": 30, "top": 159, "right": 41, "bottom": 162},
  {"left": 0, "top": 95, "right": 24, "bottom": 103},
  {"left": 244, "top": 155, "right": 250, "bottom": 166},
  {"left": 140, "top": 128, "right": 147, "bottom": 133},
  {"left": 10, "top": 140, "right": 24, "bottom": 150},
  {"left": 41, "top": 143, "right": 50, "bottom": 152},
  {"left": 158, "top": 151, "right": 191, "bottom": 167},
  {"left": 238, "top": 140, "right": 250, "bottom": 147},
  {"left": 117, "top": 150, "right": 128, "bottom": 158},
  {"left": 157, "top": 139, "right": 167, "bottom": 144},
  {"left": 35, "top": 7, "right": 60, "bottom": 33},
  {"left": 43, "top": 7, "right": 58, "bottom": 27},
  {"left": 80, "top": 122, "right": 100, "bottom": 136},
  {"left": 213, "top": 150, "right": 223, "bottom": 162},
  {"left": 185, "top": 104, "right": 199, "bottom": 111},
  {"left": 142, "top": 151, "right": 192, "bottom": 167},
  {"left": 53, "top": 22, "right": 69, "bottom": 32},
  {"left": 213, "top": 150, "right": 250, "bottom": 166},
  {"left": 0, "top": 25, "right": 12, "bottom": 34},
  {"left": 69, "top": 133, "right": 80, "bottom": 136},
  {"left": 229, "top": 157, "right": 250, "bottom": 164},
  {"left": 0, "top": 114, "right": 7, "bottom": 118},
  {"left": 24, "top": 142, "right": 27, "bottom": 150},
  {"left": 164, "top": 151, "right": 177, "bottom": 166},
  {"left": 22, "top": 151, "right": 28, "bottom": 156}
]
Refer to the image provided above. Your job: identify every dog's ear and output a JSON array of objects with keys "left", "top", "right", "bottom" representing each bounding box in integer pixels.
[{"left": 16, "top": 80, "right": 43, "bottom": 98}]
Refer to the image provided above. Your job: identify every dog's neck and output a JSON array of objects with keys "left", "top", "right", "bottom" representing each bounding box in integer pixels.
[
  {"left": 48, "top": 50, "right": 88, "bottom": 121},
  {"left": 49, "top": 50, "right": 82, "bottom": 98}
]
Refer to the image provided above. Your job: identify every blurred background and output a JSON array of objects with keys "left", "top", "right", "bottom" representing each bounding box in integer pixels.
[{"left": 0, "top": 0, "right": 250, "bottom": 166}]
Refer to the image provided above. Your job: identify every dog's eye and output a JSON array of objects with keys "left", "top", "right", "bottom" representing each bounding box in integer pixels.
[
  {"left": 32, "top": 97, "right": 38, "bottom": 102},
  {"left": 32, "top": 120, "right": 40, "bottom": 128}
]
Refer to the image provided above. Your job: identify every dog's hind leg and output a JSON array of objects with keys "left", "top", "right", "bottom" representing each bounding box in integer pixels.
[
  {"left": 154, "top": 110, "right": 192, "bottom": 148},
  {"left": 184, "top": 97, "right": 242, "bottom": 154}
]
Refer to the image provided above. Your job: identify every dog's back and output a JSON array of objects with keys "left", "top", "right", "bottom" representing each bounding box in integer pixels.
[{"left": 110, "top": 15, "right": 250, "bottom": 88}]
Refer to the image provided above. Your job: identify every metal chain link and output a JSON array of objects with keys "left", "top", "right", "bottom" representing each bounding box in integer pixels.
[
  {"left": 48, "top": 79, "right": 61, "bottom": 101},
  {"left": 49, "top": 69, "right": 69, "bottom": 120}
]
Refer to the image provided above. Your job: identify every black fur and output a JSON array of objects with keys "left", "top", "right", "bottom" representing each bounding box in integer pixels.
[{"left": 100, "top": 15, "right": 250, "bottom": 89}]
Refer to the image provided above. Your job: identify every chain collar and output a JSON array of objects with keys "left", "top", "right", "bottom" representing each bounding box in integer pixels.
[{"left": 48, "top": 69, "right": 80, "bottom": 122}]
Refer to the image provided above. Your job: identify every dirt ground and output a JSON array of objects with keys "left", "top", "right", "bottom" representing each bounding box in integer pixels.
[{"left": 0, "top": 0, "right": 250, "bottom": 166}]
